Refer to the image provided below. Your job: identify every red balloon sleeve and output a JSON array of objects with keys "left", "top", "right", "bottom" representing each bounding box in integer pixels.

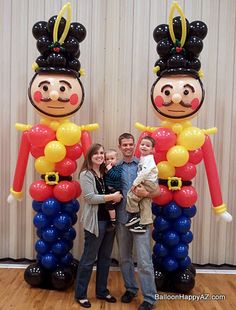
[
  {"left": 12, "top": 131, "right": 31, "bottom": 192},
  {"left": 81, "top": 130, "right": 92, "bottom": 156},
  {"left": 202, "top": 135, "right": 223, "bottom": 207}
]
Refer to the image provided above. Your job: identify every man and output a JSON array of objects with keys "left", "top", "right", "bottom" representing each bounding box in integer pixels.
[{"left": 116, "top": 133, "right": 160, "bottom": 310}]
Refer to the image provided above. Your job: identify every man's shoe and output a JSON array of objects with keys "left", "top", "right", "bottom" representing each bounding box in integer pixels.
[
  {"left": 129, "top": 224, "right": 147, "bottom": 233},
  {"left": 97, "top": 294, "right": 117, "bottom": 303},
  {"left": 121, "top": 290, "right": 137, "bottom": 303},
  {"left": 76, "top": 299, "right": 91, "bottom": 308},
  {"left": 138, "top": 301, "right": 154, "bottom": 310},
  {"left": 125, "top": 215, "right": 140, "bottom": 227}
]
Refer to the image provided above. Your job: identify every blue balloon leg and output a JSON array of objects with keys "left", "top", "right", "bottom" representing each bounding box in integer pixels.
[
  {"left": 152, "top": 201, "right": 197, "bottom": 272},
  {"left": 32, "top": 199, "right": 78, "bottom": 271}
]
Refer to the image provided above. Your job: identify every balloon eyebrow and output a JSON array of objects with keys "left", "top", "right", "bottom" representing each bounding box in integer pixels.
[
  {"left": 161, "top": 84, "right": 173, "bottom": 92},
  {"left": 60, "top": 80, "right": 72, "bottom": 88},
  {"left": 184, "top": 84, "right": 195, "bottom": 92},
  {"left": 38, "top": 80, "right": 50, "bottom": 87}
]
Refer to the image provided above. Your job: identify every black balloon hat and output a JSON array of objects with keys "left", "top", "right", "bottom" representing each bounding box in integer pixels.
[
  {"left": 32, "top": 2, "right": 86, "bottom": 78},
  {"left": 153, "top": 1, "right": 207, "bottom": 78}
]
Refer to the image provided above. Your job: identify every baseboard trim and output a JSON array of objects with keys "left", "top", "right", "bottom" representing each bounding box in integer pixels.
[{"left": 1, "top": 264, "right": 236, "bottom": 274}]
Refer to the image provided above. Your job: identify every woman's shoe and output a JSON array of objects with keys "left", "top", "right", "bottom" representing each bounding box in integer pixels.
[
  {"left": 76, "top": 299, "right": 91, "bottom": 308},
  {"left": 97, "top": 294, "right": 117, "bottom": 303}
]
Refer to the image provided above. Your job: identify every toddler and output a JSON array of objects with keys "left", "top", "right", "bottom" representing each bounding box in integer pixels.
[
  {"left": 126, "top": 136, "right": 158, "bottom": 233},
  {"left": 104, "top": 149, "right": 122, "bottom": 231}
]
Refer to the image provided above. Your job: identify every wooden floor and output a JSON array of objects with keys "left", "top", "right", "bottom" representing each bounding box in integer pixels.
[{"left": 0, "top": 268, "right": 235, "bottom": 310}]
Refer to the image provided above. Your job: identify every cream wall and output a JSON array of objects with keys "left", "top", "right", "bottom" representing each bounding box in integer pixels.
[{"left": 0, "top": 0, "right": 235, "bottom": 265}]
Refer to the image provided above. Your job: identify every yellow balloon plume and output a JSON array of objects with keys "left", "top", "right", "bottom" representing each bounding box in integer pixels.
[
  {"left": 169, "top": 1, "right": 187, "bottom": 47},
  {"left": 53, "top": 2, "right": 72, "bottom": 44}
]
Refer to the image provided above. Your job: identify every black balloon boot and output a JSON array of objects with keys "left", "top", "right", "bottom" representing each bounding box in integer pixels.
[{"left": 172, "top": 269, "right": 195, "bottom": 293}]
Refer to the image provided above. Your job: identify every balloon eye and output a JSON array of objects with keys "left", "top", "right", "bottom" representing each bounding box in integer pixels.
[
  {"left": 184, "top": 90, "right": 189, "bottom": 95},
  {"left": 164, "top": 90, "right": 170, "bottom": 96},
  {"left": 43, "top": 85, "right": 48, "bottom": 91},
  {"left": 60, "top": 86, "right": 66, "bottom": 92}
]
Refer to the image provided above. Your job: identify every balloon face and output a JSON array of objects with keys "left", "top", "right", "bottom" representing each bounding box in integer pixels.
[
  {"left": 28, "top": 72, "right": 84, "bottom": 118},
  {"left": 151, "top": 75, "right": 204, "bottom": 120}
]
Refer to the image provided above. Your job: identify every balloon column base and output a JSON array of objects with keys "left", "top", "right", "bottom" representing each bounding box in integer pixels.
[
  {"left": 24, "top": 262, "right": 77, "bottom": 290},
  {"left": 154, "top": 265, "right": 196, "bottom": 293}
]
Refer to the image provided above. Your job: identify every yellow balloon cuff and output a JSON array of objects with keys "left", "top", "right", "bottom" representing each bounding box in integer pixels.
[
  {"left": 213, "top": 204, "right": 227, "bottom": 215},
  {"left": 10, "top": 188, "right": 23, "bottom": 199}
]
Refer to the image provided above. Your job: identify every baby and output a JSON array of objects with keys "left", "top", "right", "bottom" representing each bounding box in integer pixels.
[
  {"left": 104, "top": 149, "right": 122, "bottom": 231},
  {"left": 126, "top": 136, "right": 158, "bottom": 233}
]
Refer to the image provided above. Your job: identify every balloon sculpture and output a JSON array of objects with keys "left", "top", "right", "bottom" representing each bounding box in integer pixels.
[
  {"left": 135, "top": 1, "right": 232, "bottom": 293},
  {"left": 7, "top": 3, "right": 98, "bottom": 290}
]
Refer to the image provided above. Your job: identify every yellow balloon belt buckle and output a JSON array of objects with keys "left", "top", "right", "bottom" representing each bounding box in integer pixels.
[
  {"left": 45, "top": 172, "right": 59, "bottom": 185},
  {"left": 167, "top": 177, "right": 182, "bottom": 190}
]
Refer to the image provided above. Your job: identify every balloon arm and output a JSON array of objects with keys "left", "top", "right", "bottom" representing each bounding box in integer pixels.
[
  {"left": 135, "top": 122, "right": 158, "bottom": 133},
  {"left": 11, "top": 131, "right": 31, "bottom": 194},
  {"left": 80, "top": 123, "right": 99, "bottom": 132},
  {"left": 202, "top": 135, "right": 228, "bottom": 211},
  {"left": 81, "top": 130, "right": 92, "bottom": 156}
]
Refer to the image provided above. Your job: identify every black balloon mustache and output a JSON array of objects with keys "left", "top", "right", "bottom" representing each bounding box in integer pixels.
[
  {"left": 163, "top": 100, "right": 191, "bottom": 108},
  {"left": 40, "top": 97, "right": 69, "bottom": 102}
]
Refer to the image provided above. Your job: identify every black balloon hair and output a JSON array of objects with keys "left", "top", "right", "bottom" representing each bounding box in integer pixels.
[
  {"left": 32, "top": 16, "right": 86, "bottom": 77},
  {"left": 153, "top": 17, "right": 207, "bottom": 78}
]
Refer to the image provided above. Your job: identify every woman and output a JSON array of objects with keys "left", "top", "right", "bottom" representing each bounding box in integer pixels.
[{"left": 75, "top": 143, "right": 122, "bottom": 308}]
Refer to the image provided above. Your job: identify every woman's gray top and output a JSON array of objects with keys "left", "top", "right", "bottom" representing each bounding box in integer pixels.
[{"left": 79, "top": 170, "right": 106, "bottom": 237}]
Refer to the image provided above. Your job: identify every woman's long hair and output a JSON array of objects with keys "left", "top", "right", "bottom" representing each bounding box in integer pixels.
[{"left": 79, "top": 143, "right": 106, "bottom": 175}]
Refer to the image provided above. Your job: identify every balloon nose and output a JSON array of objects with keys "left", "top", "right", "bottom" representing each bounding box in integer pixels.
[
  {"left": 50, "top": 90, "right": 59, "bottom": 101},
  {"left": 172, "top": 93, "right": 182, "bottom": 104}
]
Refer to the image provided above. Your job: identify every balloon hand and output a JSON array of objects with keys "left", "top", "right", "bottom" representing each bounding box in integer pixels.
[
  {"left": 216, "top": 211, "right": 233, "bottom": 223},
  {"left": 7, "top": 193, "right": 23, "bottom": 204}
]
